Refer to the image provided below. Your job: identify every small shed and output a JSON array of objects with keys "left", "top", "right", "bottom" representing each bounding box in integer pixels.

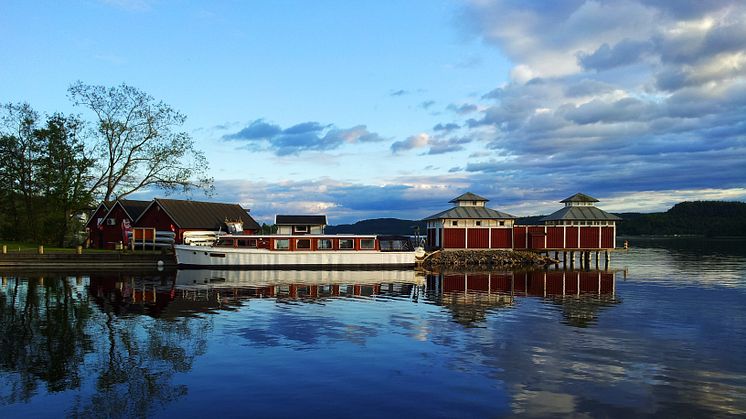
[
  {"left": 423, "top": 192, "right": 516, "bottom": 250},
  {"left": 135, "top": 199, "right": 261, "bottom": 243},
  {"left": 88, "top": 200, "right": 150, "bottom": 249},
  {"left": 275, "top": 215, "right": 327, "bottom": 235}
]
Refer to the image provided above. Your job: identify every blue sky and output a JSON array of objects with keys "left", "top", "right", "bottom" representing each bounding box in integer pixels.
[{"left": 2, "top": 0, "right": 745, "bottom": 224}]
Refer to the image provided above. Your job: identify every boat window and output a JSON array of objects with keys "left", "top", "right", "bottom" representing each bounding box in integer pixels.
[
  {"left": 296, "top": 239, "right": 311, "bottom": 249},
  {"left": 294, "top": 225, "right": 308, "bottom": 233},
  {"left": 339, "top": 239, "right": 354, "bottom": 249},
  {"left": 237, "top": 239, "right": 257, "bottom": 247},
  {"left": 360, "top": 239, "right": 375, "bottom": 249},
  {"left": 215, "top": 239, "right": 234, "bottom": 247},
  {"left": 317, "top": 239, "right": 332, "bottom": 249},
  {"left": 275, "top": 239, "right": 289, "bottom": 250}
]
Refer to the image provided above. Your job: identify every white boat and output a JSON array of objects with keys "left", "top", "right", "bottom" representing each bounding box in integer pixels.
[{"left": 174, "top": 234, "right": 424, "bottom": 269}]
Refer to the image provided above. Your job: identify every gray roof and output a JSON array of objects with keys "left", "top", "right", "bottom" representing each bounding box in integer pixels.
[
  {"left": 148, "top": 199, "right": 261, "bottom": 230},
  {"left": 541, "top": 206, "right": 621, "bottom": 222},
  {"left": 118, "top": 200, "right": 151, "bottom": 220},
  {"left": 275, "top": 215, "right": 327, "bottom": 225},
  {"left": 560, "top": 193, "right": 599, "bottom": 203},
  {"left": 449, "top": 192, "right": 489, "bottom": 203},
  {"left": 423, "top": 206, "right": 515, "bottom": 221}
]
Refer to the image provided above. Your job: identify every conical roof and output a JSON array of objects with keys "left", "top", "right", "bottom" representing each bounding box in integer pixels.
[
  {"left": 560, "top": 193, "right": 599, "bottom": 203},
  {"left": 449, "top": 192, "right": 489, "bottom": 203}
]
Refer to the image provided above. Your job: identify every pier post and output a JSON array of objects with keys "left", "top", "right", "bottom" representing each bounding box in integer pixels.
[
  {"left": 38, "top": 245, "right": 44, "bottom": 255},
  {"left": 595, "top": 252, "right": 599, "bottom": 268},
  {"left": 1, "top": 244, "right": 5, "bottom": 254},
  {"left": 76, "top": 246, "right": 83, "bottom": 255},
  {"left": 570, "top": 251, "right": 575, "bottom": 268}
]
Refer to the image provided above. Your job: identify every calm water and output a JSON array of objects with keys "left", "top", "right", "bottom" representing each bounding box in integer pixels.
[{"left": 1, "top": 238, "right": 745, "bottom": 418}]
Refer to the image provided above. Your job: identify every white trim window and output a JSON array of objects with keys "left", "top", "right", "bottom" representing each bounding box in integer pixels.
[
  {"left": 275, "top": 239, "right": 290, "bottom": 250},
  {"left": 296, "top": 239, "right": 311, "bottom": 249},
  {"left": 339, "top": 239, "right": 354, "bottom": 249},
  {"left": 317, "top": 239, "right": 332, "bottom": 249},
  {"left": 360, "top": 239, "right": 375, "bottom": 249}
]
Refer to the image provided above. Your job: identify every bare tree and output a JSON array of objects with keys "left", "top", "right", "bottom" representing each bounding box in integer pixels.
[{"left": 68, "top": 81, "right": 213, "bottom": 201}]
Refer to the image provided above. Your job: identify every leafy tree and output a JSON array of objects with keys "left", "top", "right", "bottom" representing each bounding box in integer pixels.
[
  {"left": 35, "top": 114, "right": 95, "bottom": 246},
  {"left": 68, "top": 81, "right": 213, "bottom": 201},
  {"left": 0, "top": 103, "right": 44, "bottom": 240},
  {"left": 0, "top": 105, "right": 95, "bottom": 244}
]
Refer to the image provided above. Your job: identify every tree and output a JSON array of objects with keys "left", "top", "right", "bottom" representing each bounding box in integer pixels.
[
  {"left": 35, "top": 114, "right": 95, "bottom": 246},
  {"left": 0, "top": 105, "right": 95, "bottom": 244},
  {"left": 68, "top": 81, "right": 213, "bottom": 202},
  {"left": 0, "top": 103, "right": 44, "bottom": 240}
]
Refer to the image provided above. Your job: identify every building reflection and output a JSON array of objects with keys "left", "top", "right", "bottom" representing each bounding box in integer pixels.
[
  {"left": 425, "top": 270, "right": 620, "bottom": 327},
  {"left": 85, "top": 268, "right": 619, "bottom": 329}
]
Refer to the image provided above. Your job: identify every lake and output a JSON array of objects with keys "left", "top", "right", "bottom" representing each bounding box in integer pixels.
[{"left": 1, "top": 238, "right": 745, "bottom": 418}]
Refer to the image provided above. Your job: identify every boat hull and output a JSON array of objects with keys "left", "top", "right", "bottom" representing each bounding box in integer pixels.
[{"left": 174, "top": 245, "right": 416, "bottom": 269}]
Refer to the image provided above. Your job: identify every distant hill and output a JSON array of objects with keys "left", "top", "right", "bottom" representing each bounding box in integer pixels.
[
  {"left": 616, "top": 201, "right": 746, "bottom": 237},
  {"left": 325, "top": 201, "right": 746, "bottom": 237}
]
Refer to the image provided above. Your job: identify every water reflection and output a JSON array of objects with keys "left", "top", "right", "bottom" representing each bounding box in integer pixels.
[
  {"left": 425, "top": 271, "right": 619, "bottom": 327},
  {"left": 2, "top": 253, "right": 744, "bottom": 418},
  {"left": 0, "top": 273, "right": 208, "bottom": 417}
]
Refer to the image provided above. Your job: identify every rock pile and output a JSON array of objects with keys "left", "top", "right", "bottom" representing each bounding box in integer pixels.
[{"left": 421, "top": 250, "right": 557, "bottom": 271}]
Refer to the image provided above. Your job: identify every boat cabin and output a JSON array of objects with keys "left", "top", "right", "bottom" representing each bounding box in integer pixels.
[{"left": 275, "top": 215, "right": 327, "bottom": 235}]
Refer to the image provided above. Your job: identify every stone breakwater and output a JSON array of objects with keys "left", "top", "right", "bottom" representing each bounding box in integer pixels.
[{"left": 422, "top": 250, "right": 558, "bottom": 271}]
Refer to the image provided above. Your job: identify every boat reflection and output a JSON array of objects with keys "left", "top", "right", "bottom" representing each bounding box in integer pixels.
[{"left": 84, "top": 268, "right": 619, "bottom": 327}]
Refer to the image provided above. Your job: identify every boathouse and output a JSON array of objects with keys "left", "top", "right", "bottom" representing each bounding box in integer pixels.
[
  {"left": 135, "top": 198, "right": 261, "bottom": 244},
  {"left": 423, "top": 192, "right": 516, "bottom": 250},
  {"left": 84, "top": 201, "right": 112, "bottom": 234},
  {"left": 511, "top": 193, "right": 620, "bottom": 250},
  {"left": 275, "top": 215, "right": 327, "bottom": 235},
  {"left": 88, "top": 200, "right": 150, "bottom": 249}
]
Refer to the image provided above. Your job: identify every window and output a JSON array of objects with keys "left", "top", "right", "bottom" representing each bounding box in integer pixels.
[
  {"left": 294, "top": 225, "right": 308, "bottom": 233},
  {"left": 296, "top": 239, "right": 311, "bottom": 249},
  {"left": 475, "top": 220, "right": 482, "bottom": 226},
  {"left": 339, "top": 239, "right": 354, "bottom": 249},
  {"left": 317, "top": 239, "right": 332, "bottom": 249},
  {"left": 360, "top": 239, "right": 375, "bottom": 249},
  {"left": 499, "top": 221, "right": 505, "bottom": 226},
  {"left": 238, "top": 239, "right": 257, "bottom": 247},
  {"left": 216, "top": 239, "right": 234, "bottom": 247},
  {"left": 106, "top": 218, "right": 116, "bottom": 226},
  {"left": 452, "top": 221, "right": 458, "bottom": 226},
  {"left": 275, "top": 239, "right": 289, "bottom": 250}
]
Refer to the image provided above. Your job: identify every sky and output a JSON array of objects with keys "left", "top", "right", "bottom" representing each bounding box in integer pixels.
[{"left": 1, "top": 0, "right": 745, "bottom": 224}]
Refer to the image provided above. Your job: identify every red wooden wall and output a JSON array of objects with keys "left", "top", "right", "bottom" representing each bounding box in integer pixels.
[
  {"left": 491, "top": 229, "right": 512, "bottom": 248},
  {"left": 467, "top": 228, "right": 489, "bottom": 248}
]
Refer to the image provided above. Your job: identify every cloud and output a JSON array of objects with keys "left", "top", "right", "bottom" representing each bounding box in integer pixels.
[
  {"left": 447, "top": 103, "right": 479, "bottom": 114},
  {"left": 223, "top": 120, "right": 386, "bottom": 155},
  {"left": 391, "top": 133, "right": 471, "bottom": 155},
  {"left": 391, "top": 133, "right": 430, "bottom": 153},
  {"left": 420, "top": 100, "right": 436, "bottom": 110},
  {"left": 433, "top": 122, "right": 460, "bottom": 132},
  {"left": 453, "top": 0, "right": 746, "bottom": 201},
  {"left": 390, "top": 89, "right": 409, "bottom": 97}
]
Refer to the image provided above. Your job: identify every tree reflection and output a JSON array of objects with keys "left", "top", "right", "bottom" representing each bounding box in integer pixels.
[
  {"left": 0, "top": 275, "right": 92, "bottom": 404},
  {"left": 0, "top": 273, "right": 210, "bottom": 417}
]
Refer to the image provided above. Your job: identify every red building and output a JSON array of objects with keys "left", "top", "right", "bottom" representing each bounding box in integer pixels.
[
  {"left": 424, "top": 192, "right": 516, "bottom": 250},
  {"left": 134, "top": 198, "right": 260, "bottom": 244},
  {"left": 87, "top": 200, "right": 150, "bottom": 249},
  {"left": 424, "top": 192, "right": 620, "bottom": 251}
]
